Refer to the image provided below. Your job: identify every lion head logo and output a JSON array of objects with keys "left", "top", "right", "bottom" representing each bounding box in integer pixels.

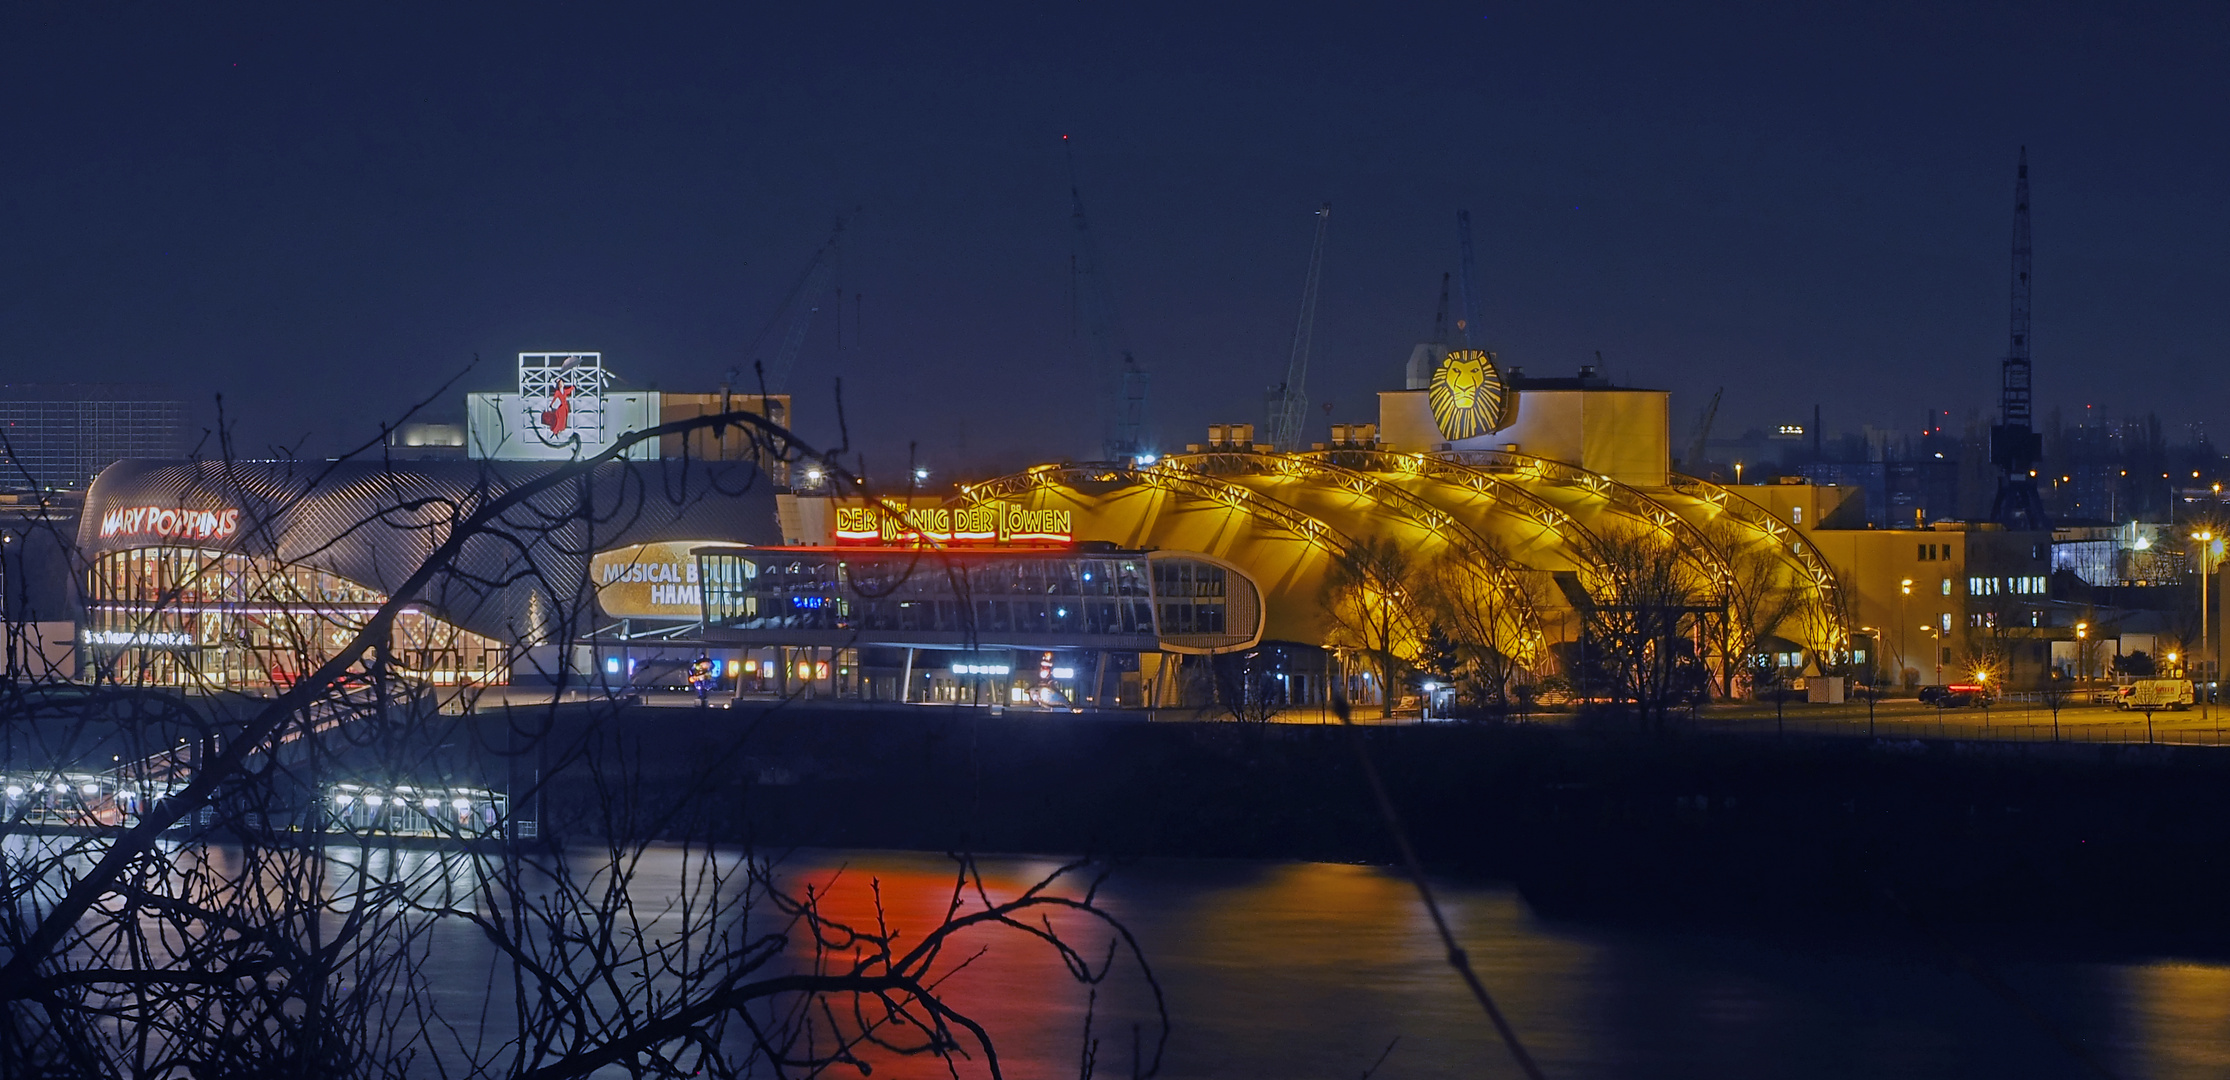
[{"left": 1428, "top": 349, "right": 1515, "bottom": 440}]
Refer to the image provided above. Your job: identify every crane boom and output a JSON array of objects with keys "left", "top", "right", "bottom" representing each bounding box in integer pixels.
[
  {"left": 1266, "top": 203, "right": 1331, "bottom": 452},
  {"left": 1456, "top": 209, "right": 1486, "bottom": 348},
  {"left": 756, "top": 221, "right": 843, "bottom": 393},
  {"left": 1685, "top": 387, "right": 1723, "bottom": 477},
  {"left": 1067, "top": 141, "right": 1149, "bottom": 461}
]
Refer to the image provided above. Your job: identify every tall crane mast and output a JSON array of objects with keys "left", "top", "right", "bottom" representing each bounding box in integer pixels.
[
  {"left": 1456, "top": 209, "right": 1486, "bottom": 348},
  {"left": 1066, "top": 139, "right": 1149, "bottom": 462},
  {"left": 1990, "top": 148, "right": 2048, "bottom": 529},
  {"left": 1265, "top": 203, "right": 1332, "bottom": 452},
  {"left": 756, "top": 220, "right": 844, "bottom": 394}
]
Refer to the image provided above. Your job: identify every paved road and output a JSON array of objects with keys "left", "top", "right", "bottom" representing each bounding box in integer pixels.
[{"left": 1690, "top": 697, "right": 2230, "bottom": 744}]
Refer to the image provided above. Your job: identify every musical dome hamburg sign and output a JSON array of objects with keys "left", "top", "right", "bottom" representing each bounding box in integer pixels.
[{"left": 834, "top": 500, "right": 1073, "bottom": 546}]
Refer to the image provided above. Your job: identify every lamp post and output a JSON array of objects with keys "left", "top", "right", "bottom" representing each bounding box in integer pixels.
[
  {"left": 1899, "top": 579, "right": 1913, "bottom": 690},
  {"left": 2075, "top": 621, "right": 2089, "bottom": 697},
  {"left": 2194, "top": 530, "right": 2217, "bottom": 713}
]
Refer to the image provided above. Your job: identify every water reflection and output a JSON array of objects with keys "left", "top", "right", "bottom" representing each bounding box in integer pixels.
[
  {"left": 741, "top": 853, "right": 2230, "bottom": 1080},
  {"left": 22, "top": 838, "right": 2230, "bottom": 1077}
]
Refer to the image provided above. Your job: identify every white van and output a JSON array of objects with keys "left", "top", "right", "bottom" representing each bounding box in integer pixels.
[{"left": 2117, "top": 679, "right": 2194, "bottom": 711}]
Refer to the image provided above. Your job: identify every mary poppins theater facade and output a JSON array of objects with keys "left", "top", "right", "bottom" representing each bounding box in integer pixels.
[{"left": 78, "top": 457, "right": 778, "bottom": 689}]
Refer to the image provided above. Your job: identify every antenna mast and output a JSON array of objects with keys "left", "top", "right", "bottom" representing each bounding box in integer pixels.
[{"left": 1990, "top": 147, "right": 2048, "bottom": 529}]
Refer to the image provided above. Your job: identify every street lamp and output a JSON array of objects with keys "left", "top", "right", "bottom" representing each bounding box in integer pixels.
[
  {"left": 2076, "top": 621, "right": 2089, "bottom": 689},
  {"left": 2195, "top": 529, "right": 2218, "bottom": 707},
  {"left": 1899, "top": 579, "right": 1913, "bottom": 690}
]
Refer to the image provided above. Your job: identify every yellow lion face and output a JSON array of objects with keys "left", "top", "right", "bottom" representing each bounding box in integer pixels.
[{"left": 1428, "top": 349, "right": 1511, "bottom": 440}]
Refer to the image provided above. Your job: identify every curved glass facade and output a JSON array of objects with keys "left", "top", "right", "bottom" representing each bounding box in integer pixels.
[
  {"left": 696, "top": 547, "right": 1261, "bottom": 654},
  {"left": 85, "top": 547, "right": 507, "bottom": 689}
]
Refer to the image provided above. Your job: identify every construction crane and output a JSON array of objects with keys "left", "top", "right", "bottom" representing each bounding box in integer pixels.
[
  {"left": 1685, "top": 386, "right": 1723, "bottom": 477},
  {"left": 1990, "top": 148, "right": 2048, "bottom": 529},
  {"left": 1265, "top": 203, "right": 1332, "bottom": 452},
  {"left": 1456, "top": 209, "right": 1486, "bottom": 348},
  {"left": 1066, "top": 139, "right": 1149, "bottom": 462},
  {"left": 753, "top": 220, "right": 844, "bottom": 394}
]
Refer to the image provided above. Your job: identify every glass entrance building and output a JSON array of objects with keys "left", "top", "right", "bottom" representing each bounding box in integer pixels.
[{"left": 693, "top": 545, "right": 1263, "bottom": 708}]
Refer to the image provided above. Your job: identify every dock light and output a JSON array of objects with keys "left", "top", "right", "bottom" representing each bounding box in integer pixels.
[
  {"left": 423, "top": 798, "right": 441, "bottom": 811},
  {"left": 913, "top": 467, "right": 930, "bottom": 482},
  {"left": 334, "top": 793, "right": 353, "bottom": 806},
  {"left": 80, "top": 783, "right": 98, "bottom": 796},
  {"left": 1135, "top": 453, "right": 1159, "bottom": 467},
  {"left": 802, "top": 466, "right": 824, "bottom": 485},
  {"left": 4, "top": 786, "right": 19, "bottom": 799},
  {"left": 452, "top": 798, "right": 470, "bottom": 811},
  {"left": 364, "top": 794, "right": 384, "bottom": 808}
]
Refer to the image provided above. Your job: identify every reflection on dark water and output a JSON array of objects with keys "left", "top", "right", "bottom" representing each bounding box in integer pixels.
[{"left": 407, "top": 849, "right": 2230, "bottom": 1078}]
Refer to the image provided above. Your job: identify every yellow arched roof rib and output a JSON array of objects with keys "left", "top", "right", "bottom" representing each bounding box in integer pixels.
[
  {"left": 1171, "top": 452, "right": 1546, "bottom": 662},
  {"left": 1666, "top": 475, "right": 1851, "bottom": 655},
  {"left": 961, "top": 460, "right": 1358, "bottom": 614},
  {"left": 1441, "top": 448, "right": 1735, "bottom": 597},
  {"left": 1298, "top": 448, "right": 1605, "bottom": 572}
]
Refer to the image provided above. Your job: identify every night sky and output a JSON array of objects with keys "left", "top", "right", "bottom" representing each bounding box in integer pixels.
[{"left": 5, "top": 2, "right": 2225, "bottom": 476}]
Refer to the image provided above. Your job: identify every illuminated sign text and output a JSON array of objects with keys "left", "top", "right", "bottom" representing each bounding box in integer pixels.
[
  {"left": 835, "top": 501, "right": 1073, "bottom": 546},
  {"left": 98, "top": 507, "right": 241, "bottom": 542}
]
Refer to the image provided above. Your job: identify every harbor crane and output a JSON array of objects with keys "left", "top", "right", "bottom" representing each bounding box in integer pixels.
[
  {"left": 1066, "top": 137, "right": 1150, "bottom": 462},
  {"left": 1990, "top": 148, "right": 2049, "bottom": 530},
  {"left": 752, "top": 220, "right": 844, "bottom": 394},
  {"left": 1265, "top": 202, "right": 1332, "bottom": 452}
]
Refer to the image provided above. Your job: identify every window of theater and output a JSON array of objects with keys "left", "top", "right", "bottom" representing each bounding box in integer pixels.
[{"left": 1153, "top": 560, "right": 1228, "bottom": 636}]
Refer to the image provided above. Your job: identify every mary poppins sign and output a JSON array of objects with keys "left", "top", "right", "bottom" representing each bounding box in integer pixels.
[{"left": 97, "top": 505, "right": 242, "bottom": 542}]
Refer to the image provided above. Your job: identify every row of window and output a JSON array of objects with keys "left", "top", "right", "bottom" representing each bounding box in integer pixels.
[
  {"left": 1967, "top": 575, "right": 2048, "bottom": 596},
  {"left": 91, "top": 548, "right": 382, "bottom": 606},
  {"left": 701, "top": 552, "right": 1230, "bottom": 642}
]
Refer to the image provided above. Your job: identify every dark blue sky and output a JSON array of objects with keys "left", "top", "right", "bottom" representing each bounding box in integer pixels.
[{"left": 4, "top": 2, "right": 2225, "bottom": 474}]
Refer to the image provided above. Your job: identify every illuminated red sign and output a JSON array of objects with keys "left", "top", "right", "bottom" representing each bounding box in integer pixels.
[{"left": 98, "top": 506, "right": 241, "bottom": 542}]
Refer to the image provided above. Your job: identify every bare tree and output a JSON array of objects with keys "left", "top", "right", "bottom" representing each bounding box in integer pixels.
[
  {"left": 1580, "top": 525, "right": 1712, "bottom": 730},
  {"left": 0, "top": 401, "right": 1164, "bottom": 1078},
  {"left": 1703, "top": 521, "right": 1803, "bottom": 700},
  {"left": 1320, "top": 535, "right": 1423, "bottom": 719},
  {"left": 1417, "top": 547, "right": 1544, "bottom": 717}
]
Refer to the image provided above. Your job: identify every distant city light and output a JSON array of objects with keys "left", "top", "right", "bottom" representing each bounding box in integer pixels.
[{"left": 913, "top": 467, "right": 930, "bottom": 482}]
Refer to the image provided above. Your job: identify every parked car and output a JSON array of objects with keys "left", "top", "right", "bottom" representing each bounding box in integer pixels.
[{"left": 1918, "top": 683, "right": 1996, "bottom": 708}]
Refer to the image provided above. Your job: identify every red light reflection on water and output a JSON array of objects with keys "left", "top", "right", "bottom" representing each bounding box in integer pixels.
[{"left": 763, "top": 850, "right": 1158, "bottom": 1080}]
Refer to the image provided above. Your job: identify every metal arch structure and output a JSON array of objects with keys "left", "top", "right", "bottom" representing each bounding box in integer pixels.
[
  {"left": 961, "top": 462, "right": 1348, "bottom": 556},
  {"left": 1295, "top": 447, "right": 1608, "bottom": 568},
  {"left": 1668, "top": 475, "right": 1852, "bottom": 656},
  {"left": 1170, "top": 451, "right": 1546, "bottom": 662},
  {"left": 1439, "top": 448, "right": 1734, "bottom": 596},
  {"left": 962, "top": 459, "right": 1549, "bottom": 666}
]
